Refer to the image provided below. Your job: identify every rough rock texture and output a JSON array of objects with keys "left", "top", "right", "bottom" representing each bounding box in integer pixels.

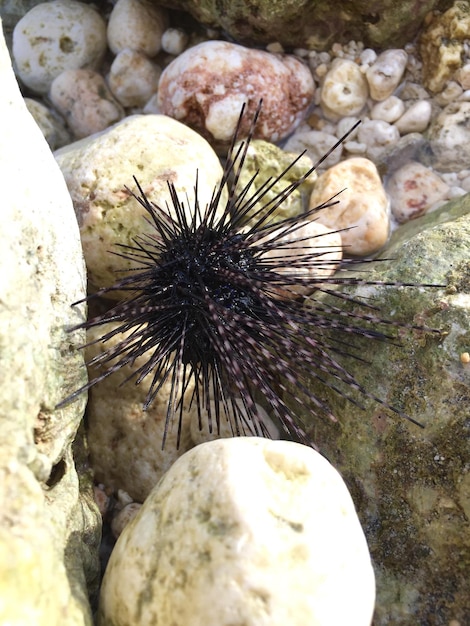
[
  {"left": 0, "top": 19, "right": 100, "bottom": 626},
  {"left": 427, "top": 101, "right": 470, "bottom": 172},
  {"left": 295, "top": 201, "right": 470, "bottom": 624},
  {"left": 153, "top": 0, "right": 449, "bottom": 51},
  {"left": 98, "top": 438, "right": 376, "bottom": 626},
  {"left": 54, "top": 114, "right": 225, "bottom": 294}
]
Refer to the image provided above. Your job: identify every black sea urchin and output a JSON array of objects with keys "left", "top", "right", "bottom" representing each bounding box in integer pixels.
[{"left": 64, "top": 103, "right": 441, "bottom": 447}]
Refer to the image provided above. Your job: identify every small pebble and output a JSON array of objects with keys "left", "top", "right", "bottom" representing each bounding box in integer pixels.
[
  {"left": 50, "top": 68, "right": 125, "bottom": 139},
  {"left": 24, "top": 98, "right": 71, "bottom": 149},
  {"left": 107, "top": 0, "right": 168, "bottom": 57},
  {"left": 428, "top": 101, "right": 470, "bottom": 172},
  {"left": 366, "top": 49, "right": 408, "bottom": 101},
  {"left": 394, "top": 100, "right": 432, "bottom": 134},
  {"left": 386, "top": 161, "right": 449, "bottom": 223},
  {"left": 284, "top": 130, "right": 343, "bottom": 169},
  {"left": 357, "top": 119, "right": 400, "bottom": 160},
  {"left": 161, "top": 27, "right": 188, "bottom": 55},
  {"left": 455, "top": 63, "right": 470, "bottom": 89},
  {"left": 433, "top": 81, "right": 464, "bottom": 106},
  {"left": 108, "top": 49, "right": 161, "bottom": 108},
  {"left": 309, "top": 157, "right": 390, "bottom": 255},
  {"left": 12, "top": 0, "right": 106, "bottom": 94},
  {"left": 370, "top": 96, "right": 405, "bottom": 123},
  {"left": 320, "top": 58, "right": 368, "bottom": 118}
]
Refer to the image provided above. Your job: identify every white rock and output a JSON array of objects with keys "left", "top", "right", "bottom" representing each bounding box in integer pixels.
[
  {"left": 320, "top": 58, "right": 369, "bottom": 118},
  {"left": 359, "top": 48, "right": 377, "bottom": 66},
  {"left": 284, "top": 130, "right": 343, "bottom": 169},
  {"left": 157, "top": 41, "right": 314, "bottom": 145},
  {"left": 50, "top": 68, "right": 125, "bottom": 138},
  {"left": 366, "top": 49, "right": 408, "bottom": 101},
  {"left": 108, "top": 48, "right": 161, "bottom": 108},
  {"left": 433, "top": 80, "right": 463, "bottom": 106},
  {"left": 24, "top": 98, "right": 71, "bottom": 149},
  {"left": 54, "top": 114, "right": 226, "bottom": 291},
  {"left": 12, "top": 0, "right": 106, "bottom": 94},
  {"left": 386, "top": 161, "right": 449, "bottom": 223},
  {"left": 427, "top": 101, "right": 470, "bottom": 172},
  {"left": 99, "top": 438, "right": 376, "bottom": 626},
  {"left": 309, "top": 157, "right": 390, "bottom": 255},
  {"left": 357, "top": 119, "right": 400, "bottom": 160},
  {"left": 455, "top": 63, "right": 470, "bottom": 89},
  {"left": 394, "top": 100, "right": 432, "bottom": 134},
  {"left": 336, "top": 116, "right": 361, "bottom": 139},
  {"left": 107, "top": 0, "right": 168, "bottom": 57},
  {"left": 161, "top": 27, "right": 189, "bottom": 55},
  {"left": 370, "top": 95, "right": 405, "bottom": 123}
]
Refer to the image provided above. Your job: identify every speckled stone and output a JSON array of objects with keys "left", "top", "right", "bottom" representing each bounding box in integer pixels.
[
  {"left": 157, "top": 40, "right": 314, "bottom": 145},
  {"left": 98, "top": 438, "right": 375, "bottom": 626},
  {"left": 320, "top": 58, "right": 368, "bottom": 118},
  {"left": 427, "top": 101, "right": 470, "bottom": 172}
]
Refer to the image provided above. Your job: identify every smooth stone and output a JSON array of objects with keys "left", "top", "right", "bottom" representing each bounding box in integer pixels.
[
  {"left": 107, "top": 0, "right": 168, "bottom": 57},
  {"left": 108, "top": 48, "right": 161, "bottom": 108},
  {"left": 54, "top": 114, "right": 225, "bottom": 293},
  {"left": 366, "top": 49, "right": 408, "bottom": 101},
  {"left": 284, "top": 129, "right": 343, "bottom": 169},
  {"left": 12, "top": 0, "right": 106, "bottom": 94},
  {"left": 357, "top": 119, "right": 400, "bottom": 161},
  {"left": 98, "top": 438, "right": 376, "bottom": 626},
  {"left": 320, "top": 58, "right": 368, "bottom": 118},
  {"left": 394, "top": 100, "right": 432, "bottom": 134},
  {"left": 370, "top": 95, "right": 405, "bottom": 123}
]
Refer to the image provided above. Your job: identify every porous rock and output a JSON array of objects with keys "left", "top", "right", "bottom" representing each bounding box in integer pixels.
[
  {"left": 427, "top": 101, "right": 470, "bottom": 172},
  {"left": 98, "top": 438, "right": 376, "bottom": 626},
  {"left": 309, "top": 157, "right": 390, "bottom": 255},
  {"left": 54, "top": 114, "right": 225, "bottom": 293},
  {"left": 157, "top": 40, "right": 314, "bottom": 145},
  {"left": 296, "top": 205, "right": 470, "bottom": 624},
  {"left": 320, "top": 58, "right": 368, "bottom": 118},
  {"left": 12, "top": 0, "right": 106, "bottom": 94},
  {"left": 0, "top": 20, "right": 100, "bottom": 625},
  {"left": 50, "top": 68, "right": 125, "bottom": 139}
]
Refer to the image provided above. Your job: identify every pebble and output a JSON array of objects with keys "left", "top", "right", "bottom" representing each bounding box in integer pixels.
[
  {"left": 320, "top": 58, "right": 368, "bottom": 118},
  {"left": 157, "top": 40, "right": 315, "bottom": 145},
  {"left": 54, "top": 114, "right": 225, "bottom": 291},
  {"left": 161, "top": 27, "right": 189, "bottom": 55},
  {"left": 385, "top": 161, "right": 450, "bottom": 223},
  {"left": 309, "top": 157, "right": 390, "bottom": 255},
  {"left": 111, "top": 503, "right": 142, "bottom": 539},
  {"left": 24, "top": 98, "right": 71, "bottom": 150},
  {"left": 394, "top": 100, "right": 432, "bottom": 134},
  {"left": 357, "top": 119, "right": 400, "bottom": 160},
  {"left": 49, "top": 68, "right": 125, "bottom": 139},
  {"left": 12, "top": 0, "right": 107, "bottom": 94},
  {"left": 370, "top": 96, "right": 405, "bottom": 123},
  {"left": 108, "top": 48, "right": 161, "bottom": 108},
  {"left": 98, "top": 438, "right": 376, "bottom": 626},
  {"left": 107, "top": 0, "right": 168, "bottom": 57},
  {"left": 366, "top": 49, "right": 408, "bottom": 101},
  {"left": 427, "top": 101, "right": 470, "bottom": 172},
  {"left": 284, "top": 130, "right": 343, "bottom": 169}
]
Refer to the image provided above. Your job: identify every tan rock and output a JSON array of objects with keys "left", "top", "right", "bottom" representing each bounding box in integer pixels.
[
  {"left": 107, "top": 0, "right": 168, "bottom": 57},
  {"left": 320, "top": 58, "right": 368, "bottom": 118},
  {"left": 309, "top": 158, "right": 390, "bottom": 255},
  {"left": 98, "top": 438, "right": 375, "bottom": 626}
]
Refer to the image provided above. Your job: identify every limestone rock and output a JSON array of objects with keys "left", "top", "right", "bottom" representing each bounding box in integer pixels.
[
  {"left": 0, "top": 19, "right": 100, "bottom": 625},
  {"left": 320, "top": 58, "right": 368, "bottom": 118},
  {"left": 309, "top": 157, "right": 390, "bottom": 255},
  {"left": 157, "top": 40, "right": 314, "bottom": 146},
  {"left": 98, "top": 438, "right": 376, "bottom": 626},
  {"left": 54, "top": 114, "right": 225, "bottom": 293},
  {"left": 296, "top": 205, "right": 470, "bottom": 624},
  {"left": 427, "top": 101, "right": 470, "bottom": 172}
]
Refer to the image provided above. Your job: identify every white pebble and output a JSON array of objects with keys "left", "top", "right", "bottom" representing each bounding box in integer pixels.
[
  {"left": 107, "top": 0, "right": 167, "bottom": 57},
  {"left": 370, "top": 96, "right": 405, "bottom": 123},
  {"left": 394, "top": 100, "right": 432, "bottom": 134},
  {"left": 447, "top": 186, "right": 466, "bottom": 198},
  {"left": 455, "top": 63, "right": 470, "bottom": 89},
  {"left": 460, "top": 174, "right": 470, "bottom": 191},
  {"left": 386, "top": 161, "right": 449, "bottom": 223},
  {"left": 108, "top": 49, "right": 161, "bottom": 108},
  {"left": 50, "top": 68, "right": 124, "bottom": 138},
  {"left": 336, "top": 116, "right": 360, "bottom": 139},
  {"left": 12, "top": 0, "right": 106, "bottom": 94},
  {"left": 359, "top": 48, "right": 377, "bottom": 66},
  {"left": 284, "top": 130, "right": 343, "bottom": 169},
  {"left": 428, "top": 102, "right": 470, "bottom": 171},
  {"left": 344, "top": 140, "right": 367, "bottom": 154},
  {"left": 357, "top": 119, "right": 400, "bottom": 160},
  {"left": 320, "top": 58, "right": 369, "bottom": 118},
  {"left": 161, "top": 27, "right": 188, "bottom": 55},
  {"left": 434, "top": 80, "right": 463, "bottom": 106},
  {"left": 366, "top": 49, "right": 408, "bottom": 101}
]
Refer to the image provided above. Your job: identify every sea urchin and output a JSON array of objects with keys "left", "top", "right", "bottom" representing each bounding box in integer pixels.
[{"left": 63, "top": 103, "right": 441, "bottom": 448}]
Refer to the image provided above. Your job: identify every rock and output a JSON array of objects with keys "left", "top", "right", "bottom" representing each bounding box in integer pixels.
[
  {"left": 296, "top": 207, "right": 470, "bottom": 624},
  {"left": 309, "top": 157, "right": 390, "bottom": 255},
  {"left": 370, "top": 95, "right": 405, "bottom": 123},
  {"left": 419, "top": 0, "right": 470, "bottom": 93},
  {"left": 24, "top": 97, "right": 71, "bottom": 149},
  {"left": 54, "top": 114, "right": 225, "bottom": 292},
  {"left": 161, "top": 27, "right": 189, "bottom": 55},
  {"left": 154, "top": 0, "right": 441, "bottom": 51},
  {"left": 0, "top": 19, "right": 100, "bottom": 625},
  {"left": 320, "top": 58, "right": 369, "bottom": 119},
  {"left": 108, "top": 48, "right": 161, "bottom": 108},
  {"left": 284, "top": 129, "right": 343, "bottom": 170},
  {"left": 394, "top": 100, "right": 432, "bottom": 134},
  {"left": 157, "top": 40, "right": 314, "bottom": 146},
  {"left": 84, "top": 323, "right": 196, "bottom": 504},
  {"left": 427, "top": 101, "right": 470, "bottom": 172},
  {"left": 366, "top": 49, "right": 408, "bottom": 101},
  {"left": 111, "top": 503, "right": 142, "bottom": 539},
  {"left": 50, "top": 68, "right": 125, "bottom": 139},
  {"left": 12, "top": 0, "right": 106, "bottom": 94},
  {"left": 357, "top": 119, "right": 400, "bottom": 161},
  {"left": 107, "top": 0, "right": 168, "bottom": 57},
  {"left": 385, "top": 161, "right": 450, "bottom": 223},
  {"left": 98, "top": 438, "right": 376, "bottom": 626}
]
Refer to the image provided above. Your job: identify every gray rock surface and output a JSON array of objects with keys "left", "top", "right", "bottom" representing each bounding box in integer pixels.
[{"left": 0, "top": 18, "right": 100, "bottom": 625}]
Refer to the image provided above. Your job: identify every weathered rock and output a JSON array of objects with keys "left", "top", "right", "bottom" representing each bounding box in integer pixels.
[
  {"left": 320, "top": 58, "right": 368, "bottom": 118},
  {"left": 0, "top": 19, "right": 100, "bottom": 625},
  {"left": 427, "top": 101, "right": 470, "bottom": 172},
  {"left": 107, "top": 0, "right": 168, "bottom": 57},
  {"left": 24, "top": 97, "right": 71, "bottom": 149},
  {"left": 54, "top": 114, "right": 225, "bottom": 293},
  {"left": 365, "top": 49, "right": 408, "bottom": 101},
  {"left": 98, "top": 438, "right": 376, "bottom": 626},
  {"left": 153, "top": 0, "right": 443, "bottom": 52},
  {"left": 295, "top": 204, "right": 470, "bottom": 624},
  {"left": 108, "top": 48, "right": 161, "bottom": 108}
]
